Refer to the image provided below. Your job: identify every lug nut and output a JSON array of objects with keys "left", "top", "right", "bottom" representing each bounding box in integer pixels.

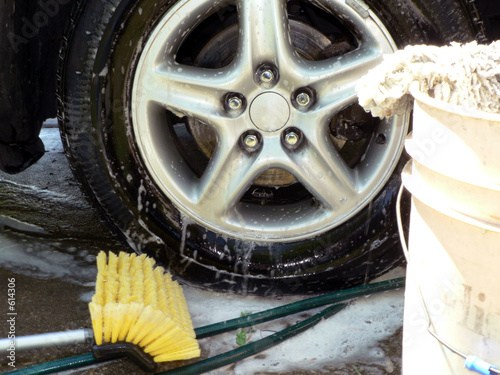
[
  {"left": 244, "top": 134, "right": 259, "bottom": 148},
  {"left": 255, "top": 64, "right": 279, "bottom": 86},
  {"left": 260, "top": 70, "right": 274, "bottom": 83},
  {"left": 285, "top": 131, "right": 300, "bottom": 146},
  {"left": 292, "top": 87, "right": 315, "bottom": 110},
  {"left": 283, "top": 128, "right": 302, "bottom": 148},
  {"left": 228, "top": 96, "right": 243, "bottom": 110},
  {"left": 296, "top": 92, "right": 310, "bottom": 107}
]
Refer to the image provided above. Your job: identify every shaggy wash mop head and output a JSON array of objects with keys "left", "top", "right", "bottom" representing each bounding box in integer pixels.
[{"left": 88, "top": 251, "right": 200, "bottom": 362}]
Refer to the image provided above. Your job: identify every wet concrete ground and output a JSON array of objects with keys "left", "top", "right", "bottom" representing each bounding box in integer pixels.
[{"left": 0, "top": 123, "right": 405, "bottom": 374}]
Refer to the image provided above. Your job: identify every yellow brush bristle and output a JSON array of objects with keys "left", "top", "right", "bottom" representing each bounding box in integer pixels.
[{"left": 89, "top": 251, "right": 200, "bottom": 362}]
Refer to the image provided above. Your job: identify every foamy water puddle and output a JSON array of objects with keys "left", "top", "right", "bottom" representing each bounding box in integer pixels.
[
  {"left": 184, "top": 269, "right": 404, "bottom": 374},
  {"left": 0, "top": 229, "right": 98, "bottom": 286}
]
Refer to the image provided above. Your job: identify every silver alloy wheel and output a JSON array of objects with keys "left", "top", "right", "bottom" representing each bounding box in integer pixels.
[{"left": 132, "top": 0, "right": 408, "bottom": 242}]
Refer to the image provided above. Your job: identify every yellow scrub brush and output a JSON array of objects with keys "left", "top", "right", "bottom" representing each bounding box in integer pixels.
[
  {"left": 89, "top": 251, "right": 200, "bottom": 363},
  {"left": 0, "top": 251, "right": 200, "bottom": 372}
]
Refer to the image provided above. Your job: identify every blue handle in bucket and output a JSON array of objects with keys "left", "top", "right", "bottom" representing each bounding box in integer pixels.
[{"left": 465, "top": 355, "right": 499, "bottom": 375}]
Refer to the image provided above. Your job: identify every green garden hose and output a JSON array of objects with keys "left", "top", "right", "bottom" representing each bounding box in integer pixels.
[
  {"left": 157, "top": 303, "right": 347, "bottom": 375},
  {"left": 195, "top": 277, "right": 405, "bottom": 339},
  {"left": 4, "top": 353, "right": 102, "bottom": 375}
]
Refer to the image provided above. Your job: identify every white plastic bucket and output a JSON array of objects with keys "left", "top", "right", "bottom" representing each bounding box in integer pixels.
[{"left": 402, "top": 86, "right": 500, "bottom": 374}]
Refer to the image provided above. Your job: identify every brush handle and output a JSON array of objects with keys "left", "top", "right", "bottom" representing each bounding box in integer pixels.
[{"left": 0, "top": 328, "right": 93, "bottom": 351}]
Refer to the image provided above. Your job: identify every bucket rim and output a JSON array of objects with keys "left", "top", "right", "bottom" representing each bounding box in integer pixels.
[
  {"left": 402, "top": 161, "right": 500, "bottom": 234},
  {"left": 409, "top": 82, "right": 500, "bottom": 123},
  {"left": 405, "top": 134, "right": 500, "bottom": 190}
]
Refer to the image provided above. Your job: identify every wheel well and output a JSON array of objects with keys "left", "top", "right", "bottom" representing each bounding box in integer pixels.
[{"left": 0, "top": 0, "right": 75, "bottom": 127}]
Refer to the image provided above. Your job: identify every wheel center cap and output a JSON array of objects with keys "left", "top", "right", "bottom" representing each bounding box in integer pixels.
[{"left": 250, "top": 92, "right": 290, "bottom": 132}]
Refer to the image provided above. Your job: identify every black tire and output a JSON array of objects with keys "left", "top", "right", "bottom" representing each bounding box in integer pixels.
[{"left": 58, "top": 0, "right": 476, "bottom": 294}]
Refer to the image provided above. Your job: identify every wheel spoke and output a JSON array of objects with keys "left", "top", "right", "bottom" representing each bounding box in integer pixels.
[
  {"left": 288, "top": 132, "right": 358, "bottom": 211},
  {"left": 195, "top": 138, "right": 262, "bottom": 218},
  {"left": 314, "top": 89, "right": 360, "bottom": 126},
  {"left": 303, "top": 47, "right": 383, "bottom": 121},
  {"left": 236, "top": 0, "right": 295, "bottom": 69},
  {"left": 299, "top": 46, "right": 383, "bottom": 89},
  {"left": 135, "top": 65, "right": 234, "bottom": 125}
]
